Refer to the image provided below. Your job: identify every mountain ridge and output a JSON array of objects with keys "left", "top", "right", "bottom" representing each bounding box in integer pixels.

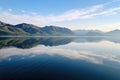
[
  {"left": 74, "top": 29, "right": 120, "bottom": 36},
  {"left": 0, "top": 21, "right": 120, "bottom": 36},
  {"left": 0, "top": 21, "right": 74, "bottom": 36}
]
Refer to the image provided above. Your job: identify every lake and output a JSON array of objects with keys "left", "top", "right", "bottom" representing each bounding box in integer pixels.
[{"left": 0, "top": 36, "right": 120, "bottom": 80}]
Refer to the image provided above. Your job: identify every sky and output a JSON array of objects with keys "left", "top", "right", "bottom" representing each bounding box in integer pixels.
[{"left": 0, "top": 0, "right": 120, "bottom": 31}]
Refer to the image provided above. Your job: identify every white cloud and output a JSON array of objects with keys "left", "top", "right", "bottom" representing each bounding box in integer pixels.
[
  {"left": 85, "top": 7, "right": 120, "bottom": 17},
  {"left": 21, "top": 10, "right": 25, "bottom": 13},
  {"left": 0, "top": 3, "right": 120, "bottom": 27},
  {"left": 0, "top": 4, "right": 103, "bottom": 26},
  {"left": 8, "top": 8, "right": 12, "bottom": 12}
]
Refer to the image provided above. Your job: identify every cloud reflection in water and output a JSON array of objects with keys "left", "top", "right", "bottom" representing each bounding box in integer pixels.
[{"left": 0, "top": 45, "right": 120, "bottom": 65}]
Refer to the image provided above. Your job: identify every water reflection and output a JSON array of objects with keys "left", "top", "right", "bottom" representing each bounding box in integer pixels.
[
  {"left": 0, "top": 37, "right": 74, "bottom": 49},
  {"left": 0, "top": 45, "right": 120, "bottom": 64},
  {"left": 0, "top": 37, "right": 120, "bottom": 63},
  {"left": 0, "top": 36, "right": 120, "bottom": 49},
  {"left": 0, "top": 36, "right": 120, "bottom": 80},
  {"left": 74, "top": 36, "right": 120, "bottom": 43}
]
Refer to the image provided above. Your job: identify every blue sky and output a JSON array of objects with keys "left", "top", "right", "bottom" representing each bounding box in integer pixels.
[{"left": 0, "top": 0, "right": 120, "bottom": 31}]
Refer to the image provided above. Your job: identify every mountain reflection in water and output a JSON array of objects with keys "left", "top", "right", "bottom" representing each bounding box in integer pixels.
[
  {"left": 0, "top": 37, "right": 74, "bottom": 49},
  {"left": 0, "top": 36, "right": 120, "bottom": 80},
  {"left": 0, "top": 36, "right": 120, "bottom": 49}
]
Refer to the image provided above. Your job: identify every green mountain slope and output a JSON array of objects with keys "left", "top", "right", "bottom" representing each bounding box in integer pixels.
[{"left": 0, "top": 21, "right": 75, "bottom": 36}]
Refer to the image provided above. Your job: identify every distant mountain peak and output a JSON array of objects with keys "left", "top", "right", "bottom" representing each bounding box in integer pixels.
[
  {"left": 113, "top": 29, "right": 120, "bottom": 31},
  {"left": 16, "top": 23, "right": 36, "bottom": 26},
  {"left": 44, "top": 25, "right": 62, "bottom": 28},
  {"left": 108, "top": 29, "right": 120, "bottom": 33},
  {"left": 15, "top": 23, "right": 40, "bottom": 29},
  {"left": 0, "top": 21, "right": 6, "bottom": 26}
]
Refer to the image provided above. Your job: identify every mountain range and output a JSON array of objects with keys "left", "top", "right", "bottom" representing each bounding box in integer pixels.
[
  {"left": 0, "top": 21, "right": 74, "bottom": 36},
  {"left": 0, "top": 21, "right": 120, "bottom": 36},
  {"left": 74, "top": 29, "right": 120, "bottom": 36}
]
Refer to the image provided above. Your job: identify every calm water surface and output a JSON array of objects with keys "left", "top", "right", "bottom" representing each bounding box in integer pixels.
[{"left": 0, "top": 36, "right": 120, "bottom": 80}]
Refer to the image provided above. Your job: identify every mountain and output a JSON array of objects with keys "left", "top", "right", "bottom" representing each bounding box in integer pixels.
[
  {"left": 73, "top": 30, "right": 90, "bottom": 36},
  {"left": 41, "top": 26, "right": 74, "bottom": 36},
  {"left": 0, "top": 21, "right": 74, "bottom": 36},
  {"left": 106, "top": 29, "right": 120, "bottom": 36},
  {"left": 74, "top": 30, "right": 104, "bottom": 36},
  {"left": 0, "top": 21, "right": 27, "bottom": 35},
  {"left": 1, "top": 21, "right": 120, "bottom": 36},
  {"left": 85, "top": 30, "right": 104, "bottom": 36},
  {"left": 74, "top": 29, "right": 120, "bottom": 36},
  {"left": 14, "top": 23, "right": 45, "bottom": 35}
]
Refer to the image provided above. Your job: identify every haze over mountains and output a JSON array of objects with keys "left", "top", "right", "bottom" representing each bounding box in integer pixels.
[
  {"left": 74, "top": 29, "right": 120, "bottom": 36},
  {"left": 0, "top": 21, "right": 120, "bottom": 36}
]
